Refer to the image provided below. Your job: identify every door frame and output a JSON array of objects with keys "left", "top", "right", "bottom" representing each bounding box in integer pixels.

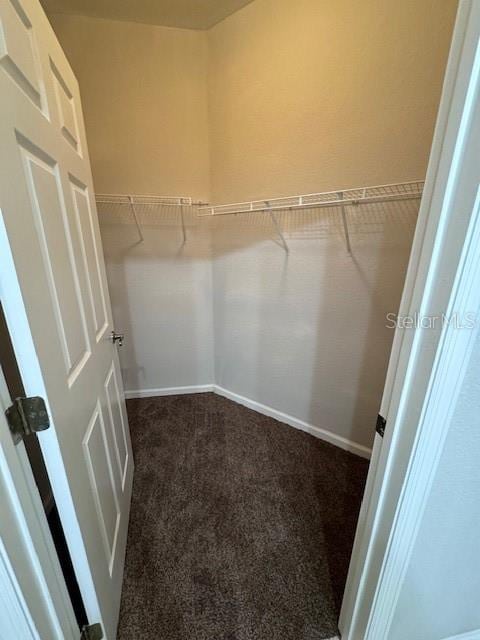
[
  {"left": 340, "top": 1, "right": 480, "bottom": 638},
  {"left": 0, "top": 363, "right": 79, "bottom": 639}
]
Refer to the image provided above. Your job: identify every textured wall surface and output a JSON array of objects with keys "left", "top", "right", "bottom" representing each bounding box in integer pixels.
[
  {"left": 99, "top": 206, "right": 214, "bottom": 391},
  {"left": 390, "top": 328, "right": 480, "bottom": 639},
  {"left": 212, "top": 202, "right": 417, "bottom": 448},
  {"left": 208, "top": 0, "right": 458, "bottom": 202},
  {"left": 207, "top": 0, "right": 455, "bottom": 450},
  {"left": 49, "top": 3, "right": 456, "bottom": 451},
  {"left": 50, "top": 14, "right": 210, "bottom": 201}
]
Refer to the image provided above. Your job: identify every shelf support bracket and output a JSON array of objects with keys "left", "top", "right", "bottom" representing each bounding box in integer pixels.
[
  {"left": 266, "top": 203, "right": 288, "bottom": 253},
  {"left": 180, "top": 205, "right": 187, "bottom": 245},
  {"left": 127, "top": 196, "right": 144, "bottom": 242},
  {"left": 338, "top": 192, "right": 352, "bottom": 255}
]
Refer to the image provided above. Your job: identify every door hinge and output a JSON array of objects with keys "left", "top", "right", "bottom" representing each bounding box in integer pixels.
[
  {"left": 5, "top": 396, "right": 50, "bottom": 445},
  {"left": 80, "top": 623, "right": 104, "bottom": 640},
  {"left": 376, "top": 413, "right": 386, "bottom": 438}
]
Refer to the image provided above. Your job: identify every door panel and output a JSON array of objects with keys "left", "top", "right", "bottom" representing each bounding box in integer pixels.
[
  {"left": 18, "top": 141, "right": 92, "bottom": 380},
  {"left": 83, "top": 401, "right": 121, "bottom": 575},
  {"left": 104, "top": 363, "right": 129, "bottom": 492},
  {"left": 0, "top": 0, "right": 134, "bottom": 637},
  {"left": 50, "top": 58, "right": 82, "bottom": 154},
  {"left": 0, "top": 0, "right": 44, "bottom": 110},
  {"left": 69, "top": 179, "right": 109, "bottom": 341}
]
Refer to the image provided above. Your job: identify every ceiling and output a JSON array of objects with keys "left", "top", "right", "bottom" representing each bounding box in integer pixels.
[{"left": 40, "top": 0, "right": 255, "bottom": 30}]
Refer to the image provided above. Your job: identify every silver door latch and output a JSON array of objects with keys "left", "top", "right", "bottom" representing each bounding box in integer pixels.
[{"left": 110, "top": 331, "right": 124, "bottom": 347}]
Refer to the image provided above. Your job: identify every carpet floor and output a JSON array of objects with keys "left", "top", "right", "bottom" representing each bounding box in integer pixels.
[{"left": 117, "top": 393, "right": 369, "bottom": 640}]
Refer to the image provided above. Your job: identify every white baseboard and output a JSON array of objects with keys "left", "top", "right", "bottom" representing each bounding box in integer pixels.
[
  {"left": 124, "top": 384, "right": 371, "bottom": 459},
  {"left": 124, "top": 384, "right": 214, "bottom": 399},
  {"left": 214, "top": 386, "right": 371, "bottom": 459}
]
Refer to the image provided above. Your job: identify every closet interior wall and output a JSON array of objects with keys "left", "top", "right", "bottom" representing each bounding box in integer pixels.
[
  {"left": 207, "top": 0, "right": 456, "bottom": 450},
  {"left": 211, "top": 202, "right": 418, "bottom": 449},
  {"left": 99, "top": 204, "right": 215, "bottom": 393},
  {"left": 50, "top": 0, "right": 457, "bottom": 452},
  {"left": 50, "top": 14, "right": 215, "bottom": 393}
]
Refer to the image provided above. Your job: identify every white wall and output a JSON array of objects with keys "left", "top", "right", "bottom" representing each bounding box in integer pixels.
[
  {"left": 48, "top": 4, "right": 455, "bottom": 454},
  {"left": 389, "top": 328, "right": 480, "bottom": 639},
  {"left": 212, "top": 201, "right": 417, "bottom": 450},
  {"left": 98, "top": 186, "right": 417, "bottom": 452},
  {"left": 99, "top": 205, "right": 214, "bottom": 392}
]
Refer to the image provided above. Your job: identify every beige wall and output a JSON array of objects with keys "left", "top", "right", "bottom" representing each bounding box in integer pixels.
[
  {"left": 208, "top": 0, "right": 458, "bottom": 202},
  {"left": 50, "top": 2, "right": 457, "bottom": 204},
  {"left": 50, "top": 14, "right": 210, "bottom": 201}
]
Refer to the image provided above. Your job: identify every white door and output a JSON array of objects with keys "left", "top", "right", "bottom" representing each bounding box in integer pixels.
[
  {"left": 0, "top": 0, "right": 134, "bottom": 638},
  {"left": 0, "top": 365, "right": 79, "bottom": 640}
]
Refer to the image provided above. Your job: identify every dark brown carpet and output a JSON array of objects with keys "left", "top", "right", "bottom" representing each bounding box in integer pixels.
[{"left": 117, "top": 393, "right": 368, "bottom": 640}]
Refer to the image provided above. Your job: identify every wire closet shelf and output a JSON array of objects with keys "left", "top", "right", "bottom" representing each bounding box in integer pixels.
[
  {"left": 95, "top": 193, "right": 205, "bottom": 243},
  {"left": 198, "top": 180, "right": 424, "bottom": 254},
  {"left": 95, "top": 180, "right": 424, "bottom": 253},
  {"left": 197, "top": 180, "right": 424, "bottom": 217}
]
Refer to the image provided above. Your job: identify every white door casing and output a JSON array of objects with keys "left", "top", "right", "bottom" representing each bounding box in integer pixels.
[
  {"left": 0, "top": 0, "right": 134, "bottom": 638},
  {"left": 0, "top": 364, "right": 78, "bottom": 640},
  {"left": 340, "top": 2, "right": 480, "bottom": 638}
]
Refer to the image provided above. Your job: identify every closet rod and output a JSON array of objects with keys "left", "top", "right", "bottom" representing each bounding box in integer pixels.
[{"left": 197, "top": 180, "right": 424, "bottom": 217}]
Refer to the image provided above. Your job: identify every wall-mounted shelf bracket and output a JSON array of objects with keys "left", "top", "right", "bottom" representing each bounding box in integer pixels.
[
  {"left": 180, "top": 205, "right": 187, "bottom": 245},
  {"left": 96, "top": 194, "right": 206, "bottom": 245},
  {"left": 266, "top": 202, "right": 288, "bottom": 253},
  {"left": 338, "top": 192, "right": 352, "bottom": 255},
  {"left": 127, "top": 195, "right": 144, "bottom": 243}
]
